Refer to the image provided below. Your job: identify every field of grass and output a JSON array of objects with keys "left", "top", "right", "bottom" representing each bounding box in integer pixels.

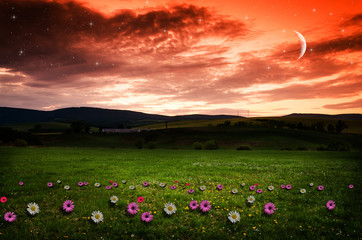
[{"left": 0, "top": 147, "right": 361, "bottom": 239}]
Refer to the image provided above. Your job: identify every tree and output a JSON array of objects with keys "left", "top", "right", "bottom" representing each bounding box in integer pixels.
[
  {"left": 327, "top": 124, "right": 335, "bottom": 133},
  {"left": 335, "top": 120, "right": 348, "bottom": 133},
  {"left": 70, "top": 121, "right": 89, "bottom": 133},
  {"left": 316, "top": 121, "right": 325, "bottom": 132}
]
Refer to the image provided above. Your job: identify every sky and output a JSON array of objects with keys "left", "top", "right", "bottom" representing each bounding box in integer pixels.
[{"left": 0, "top": 0, "right": 361, "bottom": 116}]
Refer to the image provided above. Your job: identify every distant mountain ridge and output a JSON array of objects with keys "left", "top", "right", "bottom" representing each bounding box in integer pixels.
[
  {"left": 0, "top": 107, "right": 241, "bottom": 128},
  {"left": 286, "top": 113, "right": 362, "bottom": 121}
]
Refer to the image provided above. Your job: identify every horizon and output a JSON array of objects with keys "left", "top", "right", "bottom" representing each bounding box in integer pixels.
[{"left": 0, "top": 0, "right": 361, "bottom": 116}]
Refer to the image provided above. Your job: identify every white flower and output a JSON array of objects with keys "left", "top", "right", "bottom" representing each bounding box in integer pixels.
[
  {"left": 164, "top": 202, "right": 176, "bottom": 215},
  {"left": 228, "top": 211, "right": 240, "bottom": 223},
  {"left": 241, "top": 183, "right": 245, "bottom": 187},
  {"left": 300, "top": 189, "right": 306, "bottom": 194},
  {"left": 247, "top": 195, "right": 255, "bottom": 204},
  {"left": 27, "top": 202, "right": 40, "bottom": 215},
  {"left": 199, "top": 186, "right": 206, "bottom": 191},
  {"left": 309, "top": 183, "right": 314, "bottom": 187},
  {"left": 159, "top": 183, "right": 166, "bottom": 188},
  {"left": 122, "top": 180, "right": 127, "bottom": 184},
  {"left": 64, "top": 185, "right": 70, "bottom": 190},
  {"left": 91, "top": 210, "right": 103, "bottom": 224},
  {"left": 231, "top": 189, "right": 238, "bottom": 194},
  {"left": 94, "top": 183, "right": 101, "bottom": 188},
  {"left": 129, "top": 185, "right": 135, "bottom": 190},
  {"left": 110, "top": 195, "right": 119, "bottom": 203},
  {"left": 268, "top": 186, "right": 274, "bottom": 191},
  {"left": 57, "top": 180, "right": 62, "bottom": 184}
]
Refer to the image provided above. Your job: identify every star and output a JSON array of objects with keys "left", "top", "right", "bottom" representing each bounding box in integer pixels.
[
  {"left": 163, "top": 28, "right": 167, "bottom": 33},
  {"left": 95, "top": 62, "right": 100, "bottom": 66},
  {"left": 282, "top": 29, "right": 286, "bottom": 33},
  {"left": 240, "top": 67, "right": 244, "bottom": 71},
  {"left": 18, "top": 50, "right": 24, "bottom": 56},
  {"left": 267, "top": 66, "right": 271, "bottom": 70},
  {"left": 89, "top": 21, "right": 93, "bottom": 27},
  {"left": 11, "top": 15, "right": 16, "bottom": 20},
  {"left": 312, "top": 8, "right": 316, "bottom": 12},
  {"left": 283, "top": 49, "right": 286, "bottom": 53}
]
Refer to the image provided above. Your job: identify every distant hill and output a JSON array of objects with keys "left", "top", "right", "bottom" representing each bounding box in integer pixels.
[
  {"left": 0, "top": 107, "right": 240, "bottom": 128},
  {"left": 286, "top": 113, "right": 362, "bottom": 121}
]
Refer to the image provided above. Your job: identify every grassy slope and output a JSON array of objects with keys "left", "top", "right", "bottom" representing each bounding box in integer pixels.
[{"left": 0, "top": 147, "right": 361, "bottom": 239}]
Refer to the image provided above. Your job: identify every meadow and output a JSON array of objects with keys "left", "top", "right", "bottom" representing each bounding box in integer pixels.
[{"left": 0, "top": 147, "right": 361, "bottom": 239}]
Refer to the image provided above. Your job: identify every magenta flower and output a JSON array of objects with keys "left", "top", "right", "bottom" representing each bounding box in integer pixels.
[
  {"left": 349, "top": 184, "right": 354, "bottom": 189},
  {"left": 19, "top": 182, "right": 24, "bottom": 186},
  {"left": 78, "top": 182, "right": 84, "bottom": 187},
  {"left": 217, "top": 184, "right": 223, "bottom": 190},
  {"left": 189, "top": 200, "right": 199, "bottom": 210},
  {"left": 137, "top": 197, "right": 144, "bottom": 203},
  {"left": 188, "top": 189, "right": 194, "bottom": 194},
  {"left": 62, "top": 200, "right": 75, "bottom": 213},
  {"left": 281, "top": 185, "right": 285, "bottom": 189},
  {"left": 143, "top": 182, "right": 149, "bottom": 187},
  {"left": 256, "top": 189, "right": 263, "bottom": 194},
  {"left": 105, "top": 185, "right": 111, "bottom": 190},
  {"left": 286, "top": 185, "right": 292, "bottom": 190},
  {"left": 112, "top": 182, "right": 118, "bottom": 188},
  {"left": 141, "top": 212, "right": 154, "bottom": 222},
  {"left": 249, "top": 185, "right": 255, "bottom": 191},
  {"left": 127, "top": 202, "right": 139, "bottom": 215},
  {"left": 84, "top": 182, "right": 89, "bottom": 186},
  {"left": 1, "top": 196, "right": 7, "bottom": 203},
  {"left": 186, "top": 183, "right": 190, "bottom": 186},
  {"left": 4, "top": 212, "right": 16, "bottom": 223},
  {"left": 318, "top": 185, "right": 324, "bottom": 191},
  {"left": 326, "top": 200, "right": 336, "bottom": 210},
  {"left": 264, "top": 202, "right": 276, "bottom": 215},
  {"left": 47, "top": 182, "right": 53, "bottom": 188},
  {"left": 199, "top": 200, "right": 212, "bottom": 212},
  {"left": 170, "top": 185, "right": 176, "bottom": 190}
]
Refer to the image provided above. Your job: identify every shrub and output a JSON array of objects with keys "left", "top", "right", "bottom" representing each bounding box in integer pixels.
[
  {"left": 14, "top": 139, "right": 28, "bottom": 147},
  {"left": 327, "top": 141, "right": 351, "bottom": 151},
  {"left": 203, "top": 140, "right": 219, "bottom": 150},
  {"left": 296, "top": 147, "right": 308, "bottom": 151},
  {"left": 147, "top": 141, "right": 156, "bottom": 149},
  {"left": 193, "top": 142, "right": 203, "bottom": 150},
  {"left": 134, "top": 139, "right": 143, "bottom": 149},
  {"left": 236, "top": 145, "right": 252, "bottom": 150},
  {"left": 316, "top": 145, "right": 328, "bottom": 151}
]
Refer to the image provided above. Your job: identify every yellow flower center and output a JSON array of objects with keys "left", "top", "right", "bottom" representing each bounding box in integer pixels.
[
  {"left": 31, "top": 206, "right": 36, "bottom": 211},
  {"left": 232, "top": 214, "right": 237, "bottom": 219},
  {"left": 168, "top": 206, "right": 173, "bottom": 211},
  {"left": 95, "top": 214, "right": 100, "bottom": 219}
]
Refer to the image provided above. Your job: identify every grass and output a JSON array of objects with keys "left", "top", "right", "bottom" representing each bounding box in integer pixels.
[{"left": 0, "top": 147, "right": 361, "bottom": 239}]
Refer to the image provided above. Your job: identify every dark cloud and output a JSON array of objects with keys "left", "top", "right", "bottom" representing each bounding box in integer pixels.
[
  {"left": 342, "top": 13, "right": 362, "bottom": 26},
  {"left": 323, "top": 98, "right": 362, "bottom": 109}
]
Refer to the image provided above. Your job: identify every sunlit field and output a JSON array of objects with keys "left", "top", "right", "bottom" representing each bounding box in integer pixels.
[{"left": 0, "top": 147, "right": 361, "bottom": 239}]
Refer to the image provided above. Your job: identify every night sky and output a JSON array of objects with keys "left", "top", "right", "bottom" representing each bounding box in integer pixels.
[{"left": 0, "top": 0, "right": 361, "bottom": 116}]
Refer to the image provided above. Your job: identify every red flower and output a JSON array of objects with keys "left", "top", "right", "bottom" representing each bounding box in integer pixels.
[
  {"left": 186, "top": 183, "right": 190, "bottom": 186},
  {"left": 0, "top": 196, "right": 7, "bottom": 203},
  {"left": 137, "top": 197, "right": 144, "bottom": 203},
  {"left": 110, "top": 180, "right": 113, "bottom": 183},
  {"left": 175, "top": 180, "right": 178, "bottom": 183},
  {"left": 255, "top": 183, "right": 259, "bottom": 186}
]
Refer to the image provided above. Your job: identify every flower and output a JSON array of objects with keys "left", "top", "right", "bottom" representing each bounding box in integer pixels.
[
  {"left": 199, "top": 200, "right": 212, "bottom": 212},
  {"left": 84, "top": 182, "right": 89, "bottom": 186},
  {"left": 64, "top": 185, "right": 70, "bottom": 190},
  {"left": 4, "top": 212, "right": 16, "bottom": 223},
  {"left": 164, "top": 202, "right": 177, "bottom": 215},
  {"left": 137, "top": 197, "right": 144, "bottom": 203},
  {"left": 1, "top": 196, "right": 7, "bottom": 203},
  {"left": 256, "top": 189, "right": 263, "bottom": 194},
  {"left": 174, "top": 180, "right": 178, "bottom": 183},
  {"left": 129, "top": 185, "right": 135, "bottom": 190},
  {"left": 309, "top": 183, "right": 314, "bottom": 187},
  {"left": 186, "top": 183, "right": 190, "bottom": 186},
  {"left": 159, "top": 183, "right": 166, "bottom": 188},
  {"left": 241, "top": 183, "right": 245, "bottom": 187},
  {"left": 112, "top": 182, "right": 118, "bottom": 188},
  {"left": 188, "top": 189, "right": 195, "bottom": 194},
  {"left": 286, "top": 185, "right": 292, "bottom": 190},
  {"left": 110, "top": 180, "right": 113, "bottom": 183},
  {"left": 47, "top": 182, "right": 53, "bottom": 188},
  {"left": 264, "top": 202, "right": 276, "bottom": 215},
  {"left": 326, "top": 200, "right": 336, "bottom": 210},
  {"left": 91, "top": 210, "right": 103, "bottom": 224},
  {"left": 349, "top": 184, "right": 354, "bottom": 189},
  {"left": 110, "top": 196, "right": 119, "bottom": 204},
  {"left": 255, "top": 183, "right": 259, "bottom": 186},
  {"left": 62, "top": 200, "right": 75, "bottom": 213},
  {"left": 94, "top": 183, "right": 101, "bottom": 188},
  {"left": 249, "top": 185, "right": 255, "bottom": 191},
  {"left": 78, "top": 182, "right": 84, "bottom": 187},
  {"left": 143, "top": 182, "right": 149, "bottom": 187},
  {"left": 268, "top": 186, "right": 274, "bottom": 191},
  {"left": 281, "top": 185, "right": 285, "bottom": 189},
  {"left": 27, "top": 202, "right": 40, "bottom": 215},
  {"left": 228, "top": 211, "right": 240, "bottom": 224},
  {"left": 127, "top": 202, "right": 139, "bottom": 215},
  {"left": 105, "top": 186, "right": 111, "bottom": 190},
  {"left": 231, "top": 189, "right": 238, "bottom": 194},
  {"left": 318, "top": 185, "right": 324, "bottom": 191},
  {"left": 141, "top": 212, "right": 154, "bottom": 222},
  {"left": 247, "top": 195, "right": 255, "bottom": 204},
  {"left": 217, "top": 184, "right": 223, "bottom": 190},
  {"left": 122, "top": 180, "right": 127, "bottom": 184},
  {"left": 199, "top": 186, "right": 206, "bottom": 191},
  {"left": 57, "top": 180, "right": 61, "bottom": 184},
  {"left": 19, "top": 181, "right": 24, "bottom": 186},
  {"left": 300, "top": 189, "right": 306, "bottom": 194},
  {"left": 189, "top": 200, "right": 199, "bottom": 210},
  {"left": 170, "top": 185, "right": 176, "bottom": 190}
]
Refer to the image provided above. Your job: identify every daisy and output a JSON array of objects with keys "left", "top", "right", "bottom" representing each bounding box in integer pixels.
[
  {"left": 186, "top": 183, "right": 190, "bottom": 186},
  {"left": 164, "top": 202, "right": 176, "bottom": 215},
  {"left": 159, "top": 183, "right": 166, "bottom": 188},
  {"left": 228, "top": 211, "right": 240, "bottom": 224},
  {"left": 110, "top": 180, "right": 113, "bottom": 183},
  {"left": 254, "top": 183, "right": 259, "bottom": 186},
  {"left": 57, "top": 180, "right": 61, "bottom": 184},
  {"left": 241, "top": 183, "right": 246, "bottom": 187},
  {"left": 349, "top": 184, "right": 354, "bottom": 189},
  {"left": 217, "top": 184, "right": 223, "bottom": 190},
  {"left": 264, "top": 202, "right": 276, "bottom": 215},
  {"left": 318, "top": 185, "right": 324, "bottom": 191},
  {"left": 189, "top": 200, "right": 198, "bottom": 210},
  {"left": 47, "top": 182, "right": 53, "bottom": 188},
  {"left": 256, "top": 189, "right": 263, "bottom": 194},
  {"left": 286, "top": 185, "right": 292, "bottom": 190},
  {"left": 300, "top": 189, "right": 306, "bottom": 194},
  {"left": 94, "top": 183, "right": 101, "bottom": 188},
  {"left": 64, "top": 185, "right": 70, "bottom": 190},
  {"left": 129, "top": 185, "right": 135, "bottom": 190},
  {"left": 127, "top": 202, "right": 139, "bottom": 215},
  {"left": 247, "top": 195, "right": 255, "bottom": 204},
  {"left": 199, "top": 186, "right": 206, "bottom": 191},
  {"left": 141, "top": 211, "right": 154, "bottom": 222},
  {"left": 281, "top": 185, "right": 285, "bottom": 189},
  {"left": 326, "top": 200, "right": 336, "bottom": 210},
  {"left": 19, "top": 181, "right": 24, "bottom": 186},
  {"left": 1, "top": 196, "right": 7, "bottom": 203},
  {"left": 137, "top": 197, "right": 144, "bottom": 203},
  {"left": 78, "top": 182, "right": 84, "bottom": 187},
  {"left": 199, "top": 200, "right": 212, "bottom": 212},
  {"left": 84, "top": 182, "right": 89, "bottom": 186},
  {"left": 249, "top": 185, "right": 255, "bottom": 191},
  {"left": 309, "top": 183, "right": 314, "bottom": 187},
  {"left": 231, "top": 189, "right": 238, "bottom": 194},
  {"left": 110, "top": 196, "right": 119, "bottom": 204},
  {"left": 27, "top": 202, "right": 40, "bottom": 215},
  {"left": 143, "top": 182, "right": 149, "bottom": 187},
  {"left": 105, "top": 186, "right": 111, "bottom": 190},
  {"left": 174, "top": 180, "right": 178, "bottom": 183},
  {"left": 170, "top": 185, "right": 176, "bottom": 190},
  {"left": 91, "top": 210, "right": 103, "bottom": 224},
  {"left": 4, "top": 212, "right": 16, "bottom": 223},
  {"left": 268, "top": 186, "right": 274, "bottom": 191},
  {"left": 122, "top": 180, "right": 127, "bottom": 184},
  {"left": 62, "top": 200, "right": 75, "bottom": 213},
  {"left": 188, "top": 189, "right": 195, "bottom": 194},
  {"left": 112, "top": 182, "right": 118, "bottom": 188}
]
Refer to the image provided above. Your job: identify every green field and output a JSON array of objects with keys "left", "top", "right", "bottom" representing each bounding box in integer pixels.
[{"left": 0, "top": 147, "right": 361, "bottom": 239}]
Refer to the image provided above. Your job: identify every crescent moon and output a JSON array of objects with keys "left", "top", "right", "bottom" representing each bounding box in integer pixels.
[{"left": 293, "top": 30, "right": 307, "bottom": 60}]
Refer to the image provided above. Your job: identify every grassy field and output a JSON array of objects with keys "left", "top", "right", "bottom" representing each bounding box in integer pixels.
[{"left": 0, "top": 147, "right": 361, "bottom": 239}]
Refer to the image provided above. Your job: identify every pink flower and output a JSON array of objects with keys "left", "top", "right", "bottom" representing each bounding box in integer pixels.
[
  {"left": 249, "top": 185, "right": 255, "bottom": 191},
  {"left": 318, "top": 185, "right": 324, "bottom": 191},
  {"left": 47, "top": 182, "right": 53, "bottom": 188},
  {"left": 286, "top": 185, "right": 292, "bottom": 190},
  {"left": 170, "top": 185, "right": 176, "bottom": 190},
  {"left": 19, "top": 182, "right": 24, "bottom": 186},
  {"left": 199, "top": 200, "right": 212, "bottom": 212},
  {"left": 143, "top": 182, "right": 149, "bottom": 187},
  {"left": 78, "top": 182, "right": 84, "bottom": 187},
  {"left": 264, "top": 202, "right": 276, "bottom": 215},
  {"left": 186, "top": 183, "right": 190, "bottom": 186},
  {"left": 256, "top": 189, "right": 263, "bottom": 194},
  {"left": 174, "top": 180, "right": 178, "bottom": 183},
  {"left": 189, "top": 200, "right": 198, "bottom": 210},
  {"left": 349, "top": 184, "right": 354, "bottom": 189},
  {"left": 141, "top": 212, "right": 153, "bottom": 222},
  {"left": 326, "top": 200, "right": 335, "bottom": 210},
  {"left": 127, "top": 202, "right": 139, "bottom": 215},
  {"left": 255, "top": 183, "right": 259, "bottom": 186},
  {"left": 188, "top": 189, "right": 194, "bottom": 194},
  {"left": 1, "top": 196, "right": 7, "bottom": 203},
  {"left": 112, "top": 182, "right": 118, "bottom": 187},
  {"left": 4, "top": 212, "right": 16, "bottom": 223},
  {"left": 217, "top": 184, "right": 223, "bottom": 190},
  {"left": 137, "top": 197, "right": 144, "bottom": 203},
  {"left": 105, "top": 186, "right": 111, "bottom": 190},
  {"left": 281, "top": 185, "right": 285, "bottom": 189},
  {"left": 84, "top": 182, "right": 88, "bottom": 186},
  {"left": 62, "top": 200, "right": 75, "bottom": 213},
  {"left": 110, "top": 180, "right": 113, "bottom": 183}
]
